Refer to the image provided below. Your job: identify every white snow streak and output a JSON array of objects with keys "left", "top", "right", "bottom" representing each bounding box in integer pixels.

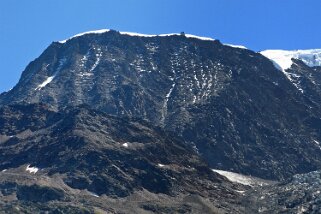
[
  {"left": 35, "top": 76, "right": 55, "bottom": 90},
  {"left": 89, "top": 49, "right": 102, "bottom": 72},
  {"left": 313, "top": 140, "right": 321, "bottom": 150},
  {"left": 165, "top": 83, "right": 176, "bottom": 98},
  {"left": 35, "top": 58, "right": 66, "bottom": 90},
  {"left": 224, "top": 43, "right": 247, "bottom": 49},
  {"left": 161, "top": 81, "right": 176, "bottom": 125}
]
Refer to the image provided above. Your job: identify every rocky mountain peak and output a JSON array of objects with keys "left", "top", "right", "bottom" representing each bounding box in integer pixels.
[{"left": 1, "top": 30, "right": 321, "bottom": 181}]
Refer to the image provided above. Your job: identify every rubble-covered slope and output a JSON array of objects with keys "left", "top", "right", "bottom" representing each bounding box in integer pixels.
[{"left": 0, "top": 103, "right": 245, "bottom": 213}]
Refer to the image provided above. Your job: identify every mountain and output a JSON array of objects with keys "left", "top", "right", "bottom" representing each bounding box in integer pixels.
[
  {"left": 1, "top": 29, "right": 321, "bottom": 180},
  {"left": 0, "top": 29, "right": 321, "bottom": 213}
]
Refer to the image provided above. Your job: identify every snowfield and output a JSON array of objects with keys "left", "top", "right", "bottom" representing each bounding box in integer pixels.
[
  {"left": 212, "top": 169, "right": 269, "bottom": 186},
  {"left": 260, "top": 49, "right": 321, "bottom": 71}
]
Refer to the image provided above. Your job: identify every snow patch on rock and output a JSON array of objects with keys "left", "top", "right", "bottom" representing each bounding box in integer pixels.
[
  {"left": 212, "top": 169, "right": 269, "bottom": 186},
  {"left": 89, "top": 191, "right": 100, "bottom": 198},
  {"left": 26, "top": 165, "right": 39, "bottom": 174},
  {"left": 35, "top": 76, "right": 55, "bottom": 90}
]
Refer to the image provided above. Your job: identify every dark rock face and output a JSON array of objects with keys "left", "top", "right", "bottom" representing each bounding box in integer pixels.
[
  {"left": 286, "top": 59, "right": 321, "bottom": 113},
  {"left": 17, "top": 184, "right": 65, "bottom": 202},
  {"left": 0, "top": 104, "right": 243, "bottom": 213},
  {"left": 1, "top": 30, "right": 320, "bottom": 180}
]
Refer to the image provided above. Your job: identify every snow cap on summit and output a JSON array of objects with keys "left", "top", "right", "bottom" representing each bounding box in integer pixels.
[{"left": 58, "top": 29, "right": 215, "bottom": 43}]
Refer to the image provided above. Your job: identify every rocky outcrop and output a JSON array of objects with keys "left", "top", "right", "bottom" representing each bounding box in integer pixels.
[{"left": 0, "top": 104, "right": 245, "bottom": 213}]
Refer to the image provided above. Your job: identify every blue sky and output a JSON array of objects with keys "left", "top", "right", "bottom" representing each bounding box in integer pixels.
[{"left": 1, "top": 0, "right": 321, "bottom": 93}]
